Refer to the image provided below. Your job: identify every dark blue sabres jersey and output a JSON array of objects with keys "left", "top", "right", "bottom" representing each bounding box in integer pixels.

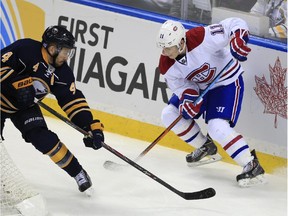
[{"left": 1, "top": 38, "right": 93, "bottom": 128}]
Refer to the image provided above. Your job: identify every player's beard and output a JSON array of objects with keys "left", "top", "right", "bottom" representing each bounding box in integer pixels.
[{"left": 54, "top": 60, "right": 66, "bottom": 67}]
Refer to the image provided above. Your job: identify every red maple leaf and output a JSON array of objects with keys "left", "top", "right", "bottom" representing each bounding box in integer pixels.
[{"left": 254, "top": 57, "right": 287, "bottom": 128}]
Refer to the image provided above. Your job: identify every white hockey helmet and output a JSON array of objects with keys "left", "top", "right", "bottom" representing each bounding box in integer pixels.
[{"left": 156, "top": 20, "right": 186, "bottom": 49}]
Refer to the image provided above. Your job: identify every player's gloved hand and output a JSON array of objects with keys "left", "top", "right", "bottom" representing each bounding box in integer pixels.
[
  {"left": 179, "top": 89, "right": 203, "bottom": 119},
  {"left": 83, "top": 120, "right": 104, "bottom": 150},
  {"left": 12, "top": 75, "right": 35, "bottom": 109},
  {"left": 230, "top": 29, "right": 251, "bottom": 62}
]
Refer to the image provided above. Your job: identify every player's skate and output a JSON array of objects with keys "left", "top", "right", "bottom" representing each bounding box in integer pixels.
[
  {"left": 236, "top": 149, "right": 266, "bottom": 187},
  {"left": 74, "top": 169, "right": 94, "bottom": 196},
  {"left": 186, "top": 135, "right": 221, "bottom": 167}
]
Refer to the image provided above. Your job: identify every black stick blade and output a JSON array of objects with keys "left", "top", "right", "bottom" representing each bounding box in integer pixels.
[{"left": 183, "top": 187, "right": 216, "bottom": 200}]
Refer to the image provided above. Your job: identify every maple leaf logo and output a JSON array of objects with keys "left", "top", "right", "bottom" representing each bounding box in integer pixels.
[{"left": 254, "top": 57, "right": 287, "bottom": 128}]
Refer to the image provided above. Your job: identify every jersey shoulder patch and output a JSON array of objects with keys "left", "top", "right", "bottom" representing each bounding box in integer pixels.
[
  {"left": 158, "top": 55, "right": 175, "bottom": 75},
  {"left": 186, "top": 26, "right": 205, "bottom": 52}
]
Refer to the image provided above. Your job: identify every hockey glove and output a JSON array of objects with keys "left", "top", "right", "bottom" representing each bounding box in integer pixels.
[
  {"left": 230, "top": 29, "right": 251, "bottom": 62},
  {"left": 83, "top": 120, "right": 104, "bottom": 150},
  {"left": 12, "top": 75, "right": 35, "bottom": 109},
  {"left": 179, "top": 89, "right": 203, "bottom": 119}
]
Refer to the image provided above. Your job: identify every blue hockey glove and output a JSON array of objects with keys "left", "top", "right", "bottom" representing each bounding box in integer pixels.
[{"left": 83, "top": 120, "right": 104, "bottom": 150}]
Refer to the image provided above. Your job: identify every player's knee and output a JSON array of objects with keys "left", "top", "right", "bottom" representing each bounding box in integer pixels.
[
  {"left": 207, "top": 118, "right": 232, "bottom": 141},
  {"left": 161, "top": 104, "right": 178, "bottom": 127},
  {"left": 25, "top": 127, "right": 60, "bottom": 154}
]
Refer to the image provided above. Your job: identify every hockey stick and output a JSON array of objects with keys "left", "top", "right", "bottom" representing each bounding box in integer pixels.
[
  {"left": 35, "top": 98, "right": 216, "bottom": 200},
  {"left": 104, "top": 58, "right": 234, "bottom": 169}
]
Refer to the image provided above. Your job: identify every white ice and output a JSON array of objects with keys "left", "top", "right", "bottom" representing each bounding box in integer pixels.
[{"left": 3, "top": 117, "right": 287, "bottom": 216}]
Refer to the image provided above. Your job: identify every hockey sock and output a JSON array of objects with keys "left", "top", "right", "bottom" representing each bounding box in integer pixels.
[
  {"left": 208, "top": 118, "right": 253, "bottom": 167},
  {"left": 161, "top": 104, "right": 206, "bottom": 148}
]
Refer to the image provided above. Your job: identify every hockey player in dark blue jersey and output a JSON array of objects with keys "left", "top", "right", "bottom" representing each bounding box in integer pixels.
[{"left": 0, "top": 25, "right": 103, "bottom": 194}]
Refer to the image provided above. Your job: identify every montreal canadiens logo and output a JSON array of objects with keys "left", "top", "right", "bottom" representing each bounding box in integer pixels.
[{"left": 186, "top": 63, "right": 216, "bottom": 83}]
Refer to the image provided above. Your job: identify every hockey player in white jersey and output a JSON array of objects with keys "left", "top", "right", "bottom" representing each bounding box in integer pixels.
[{"left": 156, "top": 18, "right": 265, "bottom": 187}]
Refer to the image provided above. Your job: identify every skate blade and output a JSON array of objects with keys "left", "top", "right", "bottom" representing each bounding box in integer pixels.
[
  {"left": 187, "top": 153, "right": 222, "bottom": 167},
  {"left": 84, "top": 187, "right": 94, "bottom": 197},
  {"left": 238, "top": 174, "right": 267, "bottom": 188}
]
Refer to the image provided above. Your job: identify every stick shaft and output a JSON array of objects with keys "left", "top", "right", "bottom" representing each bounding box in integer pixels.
[
  {"left": 35, "top": 99, "right": 89, "bottom": 135},
  {"left": 135, "top": 115, "right": 182, "bottom": 160}
]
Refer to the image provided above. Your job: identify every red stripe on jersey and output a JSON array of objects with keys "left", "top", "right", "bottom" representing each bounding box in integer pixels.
[
  {"left": 186, "top": 27, "right": 205, "bottom": 52},
  {"left": 220, "top": 60, "right": 239, "bottom": 78},
  {"left": 177, "top": 120, "right": 195, "bottom": 137},
  {"left": 180, "top": 89, "right": 199, "bottom": 100},
  {"left": 158, "top": 55, "right": 175, "bottom": 75},
  {"left": 223, "top": 135, "right": 243, "bottom": 150}
]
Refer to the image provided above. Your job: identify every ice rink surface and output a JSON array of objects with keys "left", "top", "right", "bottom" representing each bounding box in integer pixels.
[{"left": 3, "top": 116, "right": 287, "bottom": 216}]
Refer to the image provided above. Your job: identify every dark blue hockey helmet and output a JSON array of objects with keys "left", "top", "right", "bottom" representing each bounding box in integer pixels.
[{"left": 42, "top": 25, "right": 75, "bottom": 49}]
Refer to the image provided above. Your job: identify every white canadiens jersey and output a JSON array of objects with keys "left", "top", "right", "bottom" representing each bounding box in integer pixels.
[{"left": 158, "top": 18, "right": 249, "bottom": 98}]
